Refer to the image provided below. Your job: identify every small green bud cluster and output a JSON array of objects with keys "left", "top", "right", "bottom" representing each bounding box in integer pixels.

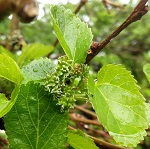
[{"left": 45, "top": 56, "right": 89, "bottom": 112}]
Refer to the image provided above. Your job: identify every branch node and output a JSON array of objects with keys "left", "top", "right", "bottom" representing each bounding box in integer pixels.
[{"left": 85, "top": 0, "right": 148, "bottom": 64}]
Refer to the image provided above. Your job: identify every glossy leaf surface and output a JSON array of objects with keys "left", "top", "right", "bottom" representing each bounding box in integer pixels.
[
  {"left": 89, "top": 64, "right": 148, "bottom": 147},
  {"left": 17, "top": 44, "right": 54, "bottom": 67},
  {"left": 67, "top": 130, "right": 98, "bottom": 149},
  {"left": 50, "top": 5, "right": 93, "bottom": 63},
  {"left": 22, "top": 58, "right": 55, "bottom": 84},
  {"left": 5, "top": 82, "right": 68, "bottom": 149},
  {"left": 0, "top": 54, "right": 23, "bottom": 84}
]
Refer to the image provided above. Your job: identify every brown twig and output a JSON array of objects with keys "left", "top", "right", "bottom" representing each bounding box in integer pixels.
[
  {"left": 91, "top": 135, "right": 125, "bottom": 149},
  {"left": 86, "top": 126, "right": 111, "bottom": 140},
  {"left": 74, "top": 105, "right": 97, "bottom": 119},
  {"left": 74, "top": 0, "right": 87, "bottom": 14},
  {"left": 85, "top": 0, "right": 148, "bottom": 64},
  {"left": 52, "top": 0, "right": 87, "bottom": 48},
  {"left": 70, "top": 113, "right": 102, "bottom": 126},
  {"left": 68, "top": 126, "right": 125, "bottom": 149},
  {"left": 102, "top": 0, "right": 125, "bottom": 10}
]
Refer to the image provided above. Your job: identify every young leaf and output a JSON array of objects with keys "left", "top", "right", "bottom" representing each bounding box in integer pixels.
[
  {"left": 0, "top": 54, "right": 23, "bottom": 84},
  {"left": 22, "top": 58, "right": 55, "bottom": 84},
  {"left": 17, "top": 44, "right": 54, "bottom": 67},
  {"left": 143, "top": 63, "right": 150, "bottom": 83},
  {"left": 0, "top": 86, "right": 20, "bottom": 118},
  {"left": 50, "top": 5, "right": 93, "bottom": 63},
  {"left": 5, "top": 82, "right": 69, "bottom": 149},
  {"left": 67, "top": 130, "right": 98, "bottom": 149},
  {"left": 89, "top": 64, "right": 148, "bottom": 147}
]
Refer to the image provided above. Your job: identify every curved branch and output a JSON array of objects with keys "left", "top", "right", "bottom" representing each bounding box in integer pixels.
[
  {"left": 70, "top": 113, "right": 102, "bottom": 126},
  {"left": 74, "top": 105, "right": 97, "bottom": 118},
  {"left": 85, "top": 0, "right": 148, "bottom": 64}
]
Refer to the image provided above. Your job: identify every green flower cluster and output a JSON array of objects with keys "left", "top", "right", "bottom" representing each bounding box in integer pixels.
[{"left": 45, "top": 56, "right": 89, "bottom": 112}]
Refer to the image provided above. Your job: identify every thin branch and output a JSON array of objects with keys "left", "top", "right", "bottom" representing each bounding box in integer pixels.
[
  {"left": 85, "top": 0, "right": 148, "bottom": 64},
  {"left": 68, "top": 126, "right": 125, "bottom": 149},
  {"left": 91, "top": 135, "right": 125, "bottom": 149},
  {"left": 74, "top": 0, "right": 87, "bottom": 14},
  {"left": 70, "top": 113, "right": 102, "bottom": 126},
  {"left": 74, "top": 105, "right": 97, "bottom": 119},
  {"left": 86, "top": 126, "right": 111, "bottom": 140},
  {"left": 102, "top": 0, "right": 126, "bottom": 10}
]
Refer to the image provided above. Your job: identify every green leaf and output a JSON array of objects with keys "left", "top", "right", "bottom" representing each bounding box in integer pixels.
[
  {"left": 146, "top": 103, "right": 150, "bottom": 126},
  {"left": 0, "top": 86, "right": 20, "bottom": 118},
  {"left": 5, "top": 82, "right": 69, "bottom": 149},
  {"left": 67, "top": 130, "right": 98, "bottom": 149},
  {"left": 0, "top": 46, "right": 14, "bottom": 58},
  {"left": 89, "top": 64, "right": 148, "bottom": 147},
  {"left": 50, "top": 5, "right": 93, "bottom": 63},
  {"left": 0, "top": 54, "right": 23, "bottom": 84},
  {"left": 143, "top": 63, "right": 150, "bottom": 83},
  {"left": 22, "top": 58, "right": 55, "bottom": 84},
  {"left": 17, "top": 44, "right": 54, "bottom": 67},
  {"left": 88, "top": 74, "right": 95, "bottom": 96}
]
